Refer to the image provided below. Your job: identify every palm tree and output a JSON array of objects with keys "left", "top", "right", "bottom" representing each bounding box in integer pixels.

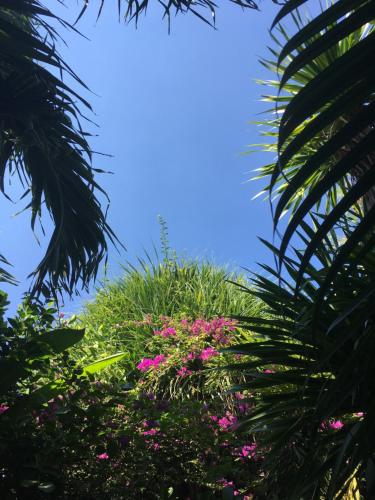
[
  {"left": 266, "top": 0, "right": 375, "bottom": 300},
  {"left": 233, "top": 2, "right": 375, "bottom": 497},
  {"left": 0, "top": 0, "right": 119, "bottom": 296},
  {"left": 230, "top": 237, "right": 375, "bottom": 498}
]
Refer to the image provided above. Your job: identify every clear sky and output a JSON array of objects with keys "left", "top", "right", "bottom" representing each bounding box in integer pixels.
[{"left": 0, "top": 0, "right": 280, "bottom": 314}]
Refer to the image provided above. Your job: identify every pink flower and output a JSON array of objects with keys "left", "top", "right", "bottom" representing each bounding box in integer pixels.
[
  {"left": 354, "top": 412, "right": 364, "bottom": 418},
  {"left": 241, "top": 443, "right": 257, "bottom": 458},
  {"left": 97, "top": 453, "right": 109, "bottom": 460},
  {"left": 209, "top": 415, "right": 218, "bottom": 422},
  {"left": 0, "top": 404, "right": 9, "bottom": 414},
  {"left": 136, "top": 354, "right": 166, "bottom": 372},
  {"left": 200, "top": 347, "right": 219, "bottom": 361},
  {"left": 187, "top": 352, "right": 196, "bottom": 360},
  {"left": 153, "top": 354, "right": 166, "bottom": 366},
  {"left": 218, "top": 414, "right": 238, "bottom": 431},
  {"left": 151, "top": 443, "right": 160, "bottom": 450},
  {"left": 137, "top": 358, "right": 155, "bottom": 372},
  {"left": 143, "top": 428, "right": 158, "bottom": 436},
  {"left": 177, "top": 366, "right": 192, "bottom": 378},
  {"left": 162, "top": 327, "right": 177, "bottom": 337},
  {"left": 329, "top": 420, "right": 344, "bottom": 430},
  {"left": 263, "top": 369, "right": 275, "bottom": 374}
]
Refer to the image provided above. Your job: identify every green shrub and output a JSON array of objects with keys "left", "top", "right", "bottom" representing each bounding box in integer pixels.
[{"left": 74, "top": 256, "right": 262, "bottom": 380}]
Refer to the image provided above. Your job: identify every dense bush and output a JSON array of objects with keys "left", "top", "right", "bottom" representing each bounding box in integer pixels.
[
  {"left": 73, "top": 258, "right": 262, "bottom": 379},
  {"left": 56, "top": 316, "right": 263, "bottom": 498},
  {"left": 1, "top": 312, "right": 265, "bottom": 499},
  {"left": 0, "top": 259, "right": 269, "bottom": 499}
]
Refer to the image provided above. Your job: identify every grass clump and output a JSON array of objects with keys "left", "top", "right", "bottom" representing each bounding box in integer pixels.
[{"left": 73, "top": 253, "right": 262, "bottom": 379}]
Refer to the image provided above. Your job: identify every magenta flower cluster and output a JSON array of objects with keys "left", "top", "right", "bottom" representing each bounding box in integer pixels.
[
  {"left": 200, "top": 346, "right": 219, "bottom": 361},
  {"left": 153, "top": 327, "right": 177, "bottom": 338},
  {"left": 0, "top": 404, "right": 9, "bottom": 415},
  {"left": 137, "top": 354, "right": 166, "bottom": 372},
  {"left": 187, "top": 317, "right": 236, "bottom": 344}
]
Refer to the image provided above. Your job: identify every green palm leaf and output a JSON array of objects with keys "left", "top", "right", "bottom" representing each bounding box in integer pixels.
[{"left": 0, "top": 0, "right": 118, "bottom": 295}]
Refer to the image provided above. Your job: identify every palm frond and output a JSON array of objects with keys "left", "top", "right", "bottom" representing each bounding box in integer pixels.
[
  {"left": 254, "top": 1, "right": 375, "bottom": 302},
  {"left": 0, "top": 0, "right": 118, "bottom": 296},
  {"left": 77, "top": 0, "right": 261, "bottom": 27},
  {"left": 230, "top": 239, "right": 375, "bottom": 498}
]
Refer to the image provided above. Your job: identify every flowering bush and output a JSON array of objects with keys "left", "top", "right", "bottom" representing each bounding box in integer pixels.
[
  {"left": 0, "top": 311, "right": 266, "bottom": 498},
  {"left": 127, "top": 315, "right": 244, "bottom": 402}
]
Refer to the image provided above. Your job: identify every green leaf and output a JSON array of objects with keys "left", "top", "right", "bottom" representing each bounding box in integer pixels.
[
  {"left": 82, "top": 352, "right": 127, "bottom": 375},
  {"left": 37, "top": 328, "right": 85, "bottom": 354}
]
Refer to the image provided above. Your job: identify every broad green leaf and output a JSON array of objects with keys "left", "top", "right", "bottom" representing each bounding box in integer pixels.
[{"left": 82, "top": 352, "right": 127, "bottom": 375}]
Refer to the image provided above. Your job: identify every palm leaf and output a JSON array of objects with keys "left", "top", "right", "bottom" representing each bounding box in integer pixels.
[{"left": 0, "top": 0, "right": 119, "bottom": 296}]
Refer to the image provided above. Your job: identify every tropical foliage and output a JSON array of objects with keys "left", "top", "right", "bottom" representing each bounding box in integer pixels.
[
  {"left": 78, "top": 0, "right": 260, "bottom": 27},
  {"left": 74, "top": 254, "right": 261, "bottom": 378},
  {"left": 236, "top": 1, "right": 375, "bottom": 498},
  {"left": 0, "top": 0, "right": 118, "bottom": 296},
  {"left": 0, "top": 296, "right": 128, "bottom": 496},
  {"left": 266, "top": 0, "right": 375, "bottom": 297},
  {"left": 2, "top": 0, "right": 375, "bottom": 498},
  {"left": 0, "top": 269, "right": 267, "bottom": 498}
]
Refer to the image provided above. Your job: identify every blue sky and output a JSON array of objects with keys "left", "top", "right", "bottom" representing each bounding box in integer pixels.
[{"left": 0, "top": 1, "right": 280, "bottom": 314}]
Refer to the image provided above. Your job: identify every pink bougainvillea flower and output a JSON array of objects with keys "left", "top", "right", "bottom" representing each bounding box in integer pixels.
[
  {"left": 143, "top": 428, "right": 158, "bottom": 436},
  {"left": 0, "top": 404, "right": 9, "bottom": 414},
  {"left": 329, "top": 420, "right": 344, "bottom": 430},
  {"left": 218, "top": 417, "right": 230, "bottom": 429},
  {"left": 137, "top": 355, "right": 166, "bottom": 372},
  {"left": 209, "top": 415, "right": 218, "bottom": 422},
  {"left": 240, "top": 443, "right": 257, "bottom": 458},
  {"left": 137, "top": 358, "right": 155, "bottom": 372},
  {"left": 177, "top": 366, "right": 192, "bottom": 378},
  {"left": 354, "top": 412, "right": 364, "bottom": 418},
  {"left": 200, "top": 347, "right": 219, "bottom": 361},
  {"left": 161, "top": 327, "right": 177, "bottom": 337},
  {"left": 97, "top": 453, "right": 109, "bottom": 460},
  {"left": 151, "top": 442, "right": 160, "bottom": 450},
  {"left": 154, "top": 354, "right": 166, "bottom": 365},
  {"left": 218, "top": 414, "right": 238, "bottom": 431}
]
